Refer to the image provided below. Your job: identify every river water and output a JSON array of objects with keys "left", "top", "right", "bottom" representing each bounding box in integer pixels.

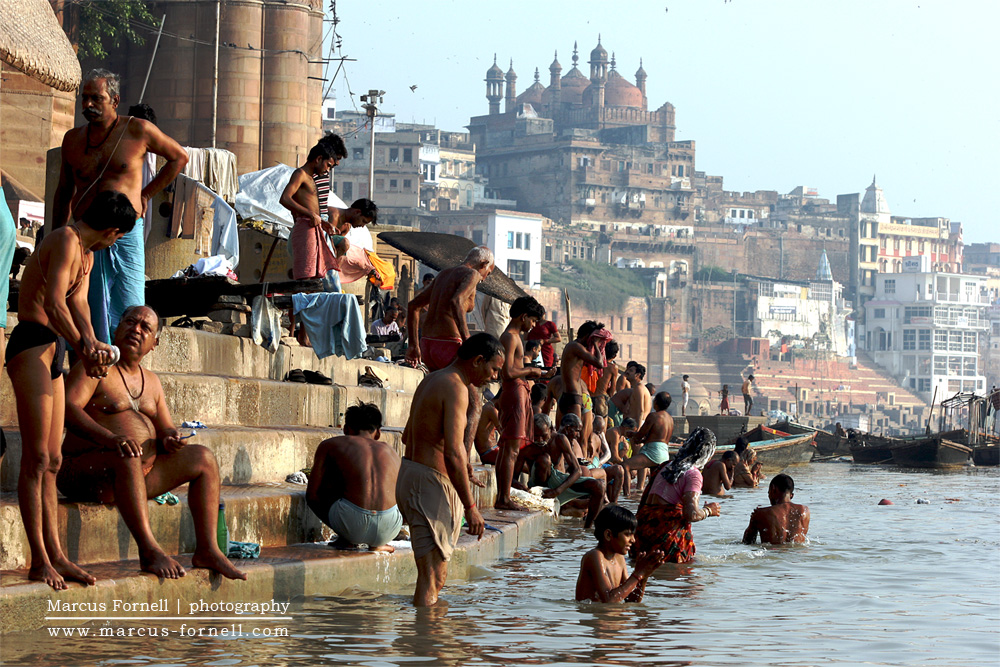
[{"left": 3, "top": 462, "right": 998, "bottom": 666}]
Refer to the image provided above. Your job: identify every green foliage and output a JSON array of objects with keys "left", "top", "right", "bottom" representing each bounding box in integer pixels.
[
  {"left": 76, "top": 0, "right": 159, "bottom": 60},
  {"left": 541, "top": 261, "right": 651, "bottom": 313},
  {"left": 693, "top": 265, "right": 736, "bottom": 282}
]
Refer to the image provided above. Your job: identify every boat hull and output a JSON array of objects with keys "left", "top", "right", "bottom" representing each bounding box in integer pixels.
[
  {"left": 972, "top": 445, "right": 999, "bottom": 467},
  {"left": 890, "top": 439, "right": 972, "bottom": 469}
]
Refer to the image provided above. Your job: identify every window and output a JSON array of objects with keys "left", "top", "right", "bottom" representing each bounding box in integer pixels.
[
  {"left": 903, "top": 330, "right": 916, "bottom": 351},
  {"left": 918, "top": 329, "right": 931, "bottom": 351},
  {"left": 524, "top": 234, "right": 531, "bottom": 250},
  {"left": 883, "top": 279, "right": 896, "bottom": 295},
  {"left": 403, "top": 148, "right": 412, "bottom": 163},
  {"left": 515, "top": 233, "right": 523, "bottom": 249},
  {"left": 507, "top": 259, "right": 529, "bottom": 285},
  {"left": 627, "top": 317, "right": 633, "bottom": 332},
  {"left": 342, "top": 182, "right": 353, "bottom": 200},
  {"left": 389, "top": 179, "right": 398, "bottom": 189},
  {"left": 352, "top": 148, "right": 364, "bottom": 160},
  {"left": 375, "top": 178, "right": 384, "bottom": 190},
  {"left": 389, "top": 148, "right": 399, "bottom": 163},
  {"left": 918, "top": 378, "right": 931, "bottom": 393},
  {"left": 507, "top": 231, "right": 514, "bottom": 249},
  {"left": 403, "top": 179, "right": 412, "bottom": 190},
  {"left": 545, "top": 245, "right": 552, "bottom": 261},
  {"left": 618, "top": 161, "right": 626, "bottom": 172},
  {"left": 628, "top": 344, "right": 633, "bottom": 359},
  {"left": 472, "top": 230, "right": 484, "bottom": 245},
  {"left": 873, "top": 308, "right": 885, "bottom": 319},
  {"left": 326, "top": 108, "right": 335, "bottom": 119}
]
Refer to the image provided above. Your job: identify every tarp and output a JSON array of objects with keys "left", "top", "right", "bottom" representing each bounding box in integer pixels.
[{"left": 234, "top": 164, "right": 348, "bottom": 239}]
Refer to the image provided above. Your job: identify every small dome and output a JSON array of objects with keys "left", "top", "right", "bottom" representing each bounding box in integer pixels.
[
  {"left": 605, "top": 70, "right": 643, "bottom": 107},
  {"left": 549, "top": 51, "right": 561, "bottom": 71},
  {"left": 635, "top": 58, "right": 647, "bottom": 79},
  {"left": 486, "top": 55, "right": 504, "bottom": 80},
  {"left": 590, "top": 37, "right": 608, "bottom": 62},
  {"left": 517, "top": 79, "right": 546, "bottom": 107},
  {"left": 558, "top": 67, "right": 590, "bottom": 105}
]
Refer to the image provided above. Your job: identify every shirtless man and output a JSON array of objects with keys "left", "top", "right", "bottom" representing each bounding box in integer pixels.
[
  {"left": 307, "top": 403, "right": 402, "bottom": 552},
  {"left": 623, "top": 392, "right": 674, "bottom": 495},
  {"left": 702, "top": 451, "right": 737, "bottom": 496},
  {"left": 606, "top": 418, "right": 637, "bottom": 466},
  {"left": 405, "top": 246, "right": 494, "bottom": 371},
  {"left": 6, "top": 191, "right": 132, "bottom": 589},
  {"left": 621, "top": 364, "right": 652, "bottom": 426},
  {"left": 52, "top": 69, "right": 188, "bottom": 344},
  {"left": 586, "top": 416, "right": 624, "bottom": 503},
  {"left": 592, "top": 340, "right": 619, "bottom": 420},
  {"left": 473, "top": 401, "right": 501, "bottom": 465},
  {"left": 281, "top": 142, "right": 349, "bottom": 280},
  {"left": 495, "top": 296, "right": 547, "bottom": 510},
  {"left": 742, "top": 474, "right": 810, "bottom": 544},
  {"left": 396, "top": 333, "right": 500, "bottom": 606},
  {"left": 514, "top": 413, "right": 605, "bottom": 529},
  {"left": 60, "top": 305, "right": 245, "bottom": 580},
  {"left": 557, "top": 321, "right": 606, "bottom": 429}
]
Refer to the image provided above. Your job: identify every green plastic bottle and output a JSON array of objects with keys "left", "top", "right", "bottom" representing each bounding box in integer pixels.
[{"left": 217, "top": 502, "right": 230, "bottom": 556}]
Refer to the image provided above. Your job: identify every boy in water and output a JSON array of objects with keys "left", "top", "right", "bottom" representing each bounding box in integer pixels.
[
  {"left": 742, "top": 473, "right": 810, "bottom": 544},
  {"left": 575, "top": 505, "right": 666, "bottom": 603}
]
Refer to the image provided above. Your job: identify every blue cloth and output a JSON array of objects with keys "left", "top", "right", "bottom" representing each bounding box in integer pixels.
[
  {"left": 291, "top": 292, "right": 367, "bottom": 360},
  {"left": 211, "top": 195, "right": 240, "bottom": 268},
  {"left": 328, "top": 498, "right": 403, "bottom": 548},
  {"left": 89, "top": 217, "right": 145, "bottom": 344},
  {"left": 0, "top": 187, "right": 16, "bottom": 328}
]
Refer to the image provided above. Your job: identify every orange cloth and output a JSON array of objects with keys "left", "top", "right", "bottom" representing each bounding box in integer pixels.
[
  {"left": 581, "top": 365, "right": 600, "bottom": 394},
  {"left": 365, "top": 249, "right": 396, "bottom": 290}
]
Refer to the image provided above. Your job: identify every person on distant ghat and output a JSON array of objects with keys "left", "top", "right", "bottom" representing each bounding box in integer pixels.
[
  {"left": 61, "top": 304, "right": 246, "bottom": 581},
  {"left": 307, "top": 402, "right": 402, "bottom": 553},
  {"left": 681, "top": 375, "right": 691, "bottom": 417},
  {"left": 719, "top": 384, "right": 731, "bottom": 414},
  {"left": 575, "top": 505, "right": 666, "bottom": 603},
  {"left": 742, "top": 473, "right": 810, "bottom": 545},
  {"left": 526, "top": 317, "right": 561, "bottom": 368},
  {"left": 702, "top": 450, "right": 737, "bottom": 496},
  {"left": 281, "top": 141, "right": 350, "bottom": 280},
  {"left": 405, "top": 246, "right": 494, "bottom": 371},
  {"left": 622, "top": 391, "right": 674, "bottom": 495},
  {"left": 495, "top": 296, "right": 548, "bottom": 510},
  {"left": 7, "top": 191, "right": 131, "bottom": 590},
  {"left": 396, "top": 334, "right": 501, "bottom": 606},
  {"left": 742, "top": 375, "right": 755, "bottom": 415},
  {"left": 53, "top": 69, "right": 188, "bottom": 344},
  {"left": 370, "top": 304, "right": 402, "bottom": 337},
  {"left": 630, "top": 428, "right": 721, "bottom": 599},
  {"left": 524, "top": 338, "right": 543, "bottom": 367}
]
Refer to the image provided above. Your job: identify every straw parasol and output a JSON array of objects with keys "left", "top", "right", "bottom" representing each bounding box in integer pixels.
[
  {"left": 0, "top": 0, "right": 81, "bottom": 92},
  {"left": 377, "top": 231, "right": 528, "bottom": 304}
]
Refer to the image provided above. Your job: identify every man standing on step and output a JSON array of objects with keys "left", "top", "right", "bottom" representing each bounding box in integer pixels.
[
  {"left": 742, "top": 374, "right": 755, "bottom": 415},
  {"left": 681, "top": 375, "right": 691, "bottom": 417},
  {"left": 405, "top": 246, "right": 494, "bottom": 371},
  {"left": 60, "top": 305, "right": 246, "bottom": 581},
  {"left": 396, "top": 333, "right": 502, "bottom": 606},
  {"left": 53, "top": 69, "right": 188, "bottom": 344},
  {"left": 307, "top": 402, "right": 403, "bottom": 552}
]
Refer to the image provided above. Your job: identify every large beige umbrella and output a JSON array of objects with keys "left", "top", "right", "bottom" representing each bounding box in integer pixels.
[{"left": 0, "top": 0, "right": 81, "bottom": 92}]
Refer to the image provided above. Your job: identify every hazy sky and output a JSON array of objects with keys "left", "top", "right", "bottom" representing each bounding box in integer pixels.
[{"left": 325, "top": 0, "right": 998, "bottom": 243}]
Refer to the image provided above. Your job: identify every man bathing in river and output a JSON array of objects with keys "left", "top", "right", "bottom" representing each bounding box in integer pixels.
[
  {"left": 742, "top": 473, "right": 810, "bottom": 545},
  {"left": 621, "top": 392, "right": 674, "bottom": 495},
  {"left": 60, "top": 305, "right": 246, "bottom": 580},
  {"left": 307, "top": 403, "right": 402, "bottom": 552},
  {"left": 702, "top": 451, "right": 737, "bottom": 496},
  {"left": 396, "top": 333, "right": 501, "bottom": 606}
]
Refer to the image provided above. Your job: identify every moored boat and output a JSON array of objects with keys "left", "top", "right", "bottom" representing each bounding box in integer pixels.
[
  {"left": 849, "top": 434, "right": 899, "bottom": 464},
  {"left": 672, "top": 425, "right": 817, "bottom": 469},
  {"left": 972, "top": 444, "right": 999, "bottom": 467},
  {"left": 772, "top": 420, "right": 850, "bottom": 456},
  {"left": 890, "top": 438, "right": 972, "bottom": 469}
]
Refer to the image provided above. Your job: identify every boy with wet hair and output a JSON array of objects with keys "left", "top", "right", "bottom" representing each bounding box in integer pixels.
[
  {"left": 742, "top": 473, "right": 810, "bottom": 545},
  {"left": 575, "top": 504, "right": 666, "bottom": 603}
]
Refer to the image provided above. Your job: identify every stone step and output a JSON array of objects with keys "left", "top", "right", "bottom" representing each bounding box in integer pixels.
[
  {"left": 0, "top": 467, "right": 498, "bottom": 571},
  {"left": 0, "top": 506, "right": 551, "bottom": 635},
  {"left": 0, "top": 425, "right": 411, "bottom": 492}
]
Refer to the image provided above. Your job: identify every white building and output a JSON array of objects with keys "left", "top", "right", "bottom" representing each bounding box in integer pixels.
[{"left": 864, "top": 270, "right": 989, "bottom": 400}]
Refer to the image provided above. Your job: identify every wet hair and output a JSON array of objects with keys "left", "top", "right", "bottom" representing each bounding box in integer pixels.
[
  {"left": 733, "top": 436, "right": 749, "bottom": 456},
  {"left": 633, "top": 364, "right": 646, "bottom": 380},
  {"left": 721, "top": 451, "right": 738, "bottom": 462},
  {"left": 83, "top": 68, "right": 120, "bottom": 99},
  {"left": 576, "top": 320, "right": 604, "bottom": 341},
  {"left": 307, "top": 142, "right": 336, "bottom": 162},
  {"left": 653, "top": 391, "right": 671, "bottom": 411},
  {"left": 510, "top": 296, "right": 545, "bottom": 321},
  {"left": 621, "top": 418, "right": 638, "bottom": 429},
  {"left": 422, "top": 273, "right": 434, "bottom": 283},
  {"left": 770, "top": 473, "right": 794, "bottom": 495},
  {"left": 350, "top": 198, "right": 378, "bottom": 224},
  {"left": 524, "top": 339, "right": 542, "bottom": 354},
  {"left": 344, "top": 401, "right": 382, "bottom": 434},
  {"left": 605, "top": 340, "right": 619, "bottom": 360},
  {"left": 683, "top": 374, "right": 689, "bottom": 380},
  {"left": 625, "top": 360, "right": 637, "bottom": 369},
  {"left": 127, "top": 103, "right": 157, "bottom": 124},
  {"left": 319, "top": 132, "right": 347, "bottom": 159},
  {"left": 82, "top": 191, "right": 137, "bottom": 233},
  {"left": 533, "top": 412, "right": 552, "bottom": 432},
  {"left": 530, "top": 383, "right": 547, "bottom": 406},
  {"left": 457, "top": 332, "right": 503, "bottom": 362},
  {"left": 659, "top": 428, "right": 717, "bottom": 485},
  {"left": 464, "top": 245, "right": 494, "bottom": 268},
  {"left": 594, "top": 504, "right": 637, "bottom": 542},
  {"left": 118, "top": 305, "right": 161, "bottom": 333},
  {"left": 748, "top": 374, "right": 755, "bottom": 381},
  {"left": 560, "top": 413, "right": 582, "bottom": 429}
]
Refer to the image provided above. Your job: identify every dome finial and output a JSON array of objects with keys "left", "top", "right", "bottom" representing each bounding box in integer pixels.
[
  {"left": 534, "top": 67, "right": 540, "bottom": 83},
  {"left": 572, "top": 41, "right": 579, "bottom": 67},
  {"left": 611, "top": 52, "right": 616, "bottom": 70}
]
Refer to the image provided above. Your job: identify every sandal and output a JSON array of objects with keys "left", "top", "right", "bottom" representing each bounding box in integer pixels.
[
  {"left": 303, "top": 369, "right": 332, "bottom": 385},
  {"left": 284, "top": 369, "right": 306, "bottom": 383},
  {"left": 171, "top": 316, "right": 196, "bottom": 328}
]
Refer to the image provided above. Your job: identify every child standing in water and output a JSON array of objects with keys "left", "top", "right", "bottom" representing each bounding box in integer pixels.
[{"left": 575, "top": 505, "right": 665, "bottom": 603}]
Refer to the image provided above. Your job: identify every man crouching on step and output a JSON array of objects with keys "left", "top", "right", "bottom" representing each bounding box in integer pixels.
[{"left": 59, "top": 305, "right": 246, "bottom": 580}]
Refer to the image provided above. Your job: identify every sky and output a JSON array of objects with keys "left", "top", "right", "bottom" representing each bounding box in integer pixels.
[{"left": 324, "top": 0, "right": 998, "bottom": 243}]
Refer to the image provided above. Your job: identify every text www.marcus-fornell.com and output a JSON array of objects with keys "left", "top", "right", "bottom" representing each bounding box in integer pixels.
[{"left": 47, "top": 624, "right": 288, "bottom": 638}]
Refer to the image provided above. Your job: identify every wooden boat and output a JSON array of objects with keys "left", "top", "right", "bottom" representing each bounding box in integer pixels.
[
  {"left": 672, "top": 425, "right": 817, "bottom": 469},
  {"left": 772, "top": 420, "right": 849, "bottom": 456},
  {"left": 972, "top": 445, "right": 999, "bottom": 467},
  {"left": 890, "top": 437, "right": 972, "bottom": 469},
  {"left": 849, "top": 434, "right": 898, "bottom": 464}
]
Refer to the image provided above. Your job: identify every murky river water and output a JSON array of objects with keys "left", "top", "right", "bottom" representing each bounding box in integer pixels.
[{"left": 3, "top": 463, "right": 998, "bottom": 666}]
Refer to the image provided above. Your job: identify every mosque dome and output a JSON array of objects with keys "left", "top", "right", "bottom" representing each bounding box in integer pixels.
[
  {"left": 605, "top": 69, "right": 643, "bottom": 107},
  {"left": 590, "top": 39, "right": 608, "bottom": 62},
  {"left": 517, "top": 69, "right": 546, "bottom": 106},
  {"left": 557, "top": 67, "right": 590, "bottom": 105},
  {"left": 486, "top": 58, "right": 504, "bottom": 80}
]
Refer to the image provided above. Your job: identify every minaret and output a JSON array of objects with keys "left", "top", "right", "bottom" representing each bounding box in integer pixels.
[
  {"left": 485, "top": 54, "right": 503, "bottom": 115},
  {"left": 548, "top": 50, "right": 562, "bottom": 107},
  {"left": 504, "top": 60, "right": 517, "bottom": 113},
  {"left": 635, "top": 58, "right": 647, "bottom": 108},
  {"left": 588, "top": 36, "right": 609, "bottom": 107}
]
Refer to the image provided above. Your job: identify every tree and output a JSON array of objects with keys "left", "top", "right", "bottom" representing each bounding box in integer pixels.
[{"left": 74, "top": 0, "right": 160, "bottom": 60}]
